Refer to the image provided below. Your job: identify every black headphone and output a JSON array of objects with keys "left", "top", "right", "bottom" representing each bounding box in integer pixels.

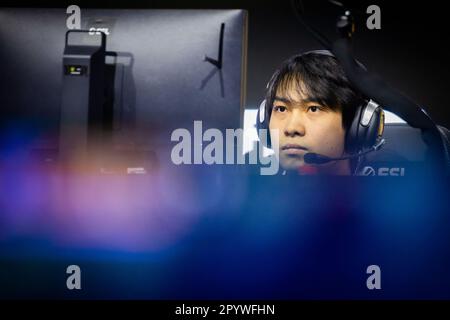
[{"left": 256, "top": 50, "right": 385, "bottom": 157}]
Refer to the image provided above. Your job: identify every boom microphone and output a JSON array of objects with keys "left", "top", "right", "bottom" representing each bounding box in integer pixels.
[{"left": 304, "top": 139, "right": 385, "bottom": 164}]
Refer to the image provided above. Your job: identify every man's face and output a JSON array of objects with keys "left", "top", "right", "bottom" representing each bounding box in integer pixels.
[{"left": 268, "top": 81, "right": 348, "bottom": 173}]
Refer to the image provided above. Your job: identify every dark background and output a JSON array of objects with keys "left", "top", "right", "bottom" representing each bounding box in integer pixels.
[{"left": 2, "top": 0, "right": 450, "bottom": 128}]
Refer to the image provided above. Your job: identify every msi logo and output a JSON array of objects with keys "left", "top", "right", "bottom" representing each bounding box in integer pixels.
[
  {"left": 361, "top": 166, "right": 405, "bottom": 177},
  {"left": 361, "top": 166, "right": 376, "bottom": 176},
  {"left": 88, "top": 27, "right": 110, "bottom": 35}
]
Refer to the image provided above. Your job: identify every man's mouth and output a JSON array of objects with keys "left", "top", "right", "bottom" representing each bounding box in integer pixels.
[{"left": 281, "top": 144, "right": 308, "bottom": 156}]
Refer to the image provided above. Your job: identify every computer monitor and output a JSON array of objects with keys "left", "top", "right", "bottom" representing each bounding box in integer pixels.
[{"left": 0, "top": 8, "right": 247, "bottom": 169}]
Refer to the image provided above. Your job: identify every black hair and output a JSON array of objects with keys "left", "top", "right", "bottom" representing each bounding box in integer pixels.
[{"left": 265, "top": 51, "right": 365, "bottom": 134}]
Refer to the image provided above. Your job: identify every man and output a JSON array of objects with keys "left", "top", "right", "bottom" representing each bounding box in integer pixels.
[{"left": 265, "top": 51, "right": 367, "bottom": 175}]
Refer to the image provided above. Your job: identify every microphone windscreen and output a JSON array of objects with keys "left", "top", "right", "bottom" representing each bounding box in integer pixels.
[{"left": 304, "top": 152, "right": 331, "bottom": 164}]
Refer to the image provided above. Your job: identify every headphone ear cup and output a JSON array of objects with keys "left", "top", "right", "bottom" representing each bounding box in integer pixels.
[
  {"left": 346, "top": 101, "right": 384, "bottom": 154},
  {"left": 256, "top": 99, "right": 271, "bottom": 148},
  {"left": 365, "top": 107, "right": 384, "bottom": 147},
  {"left": 256, "top": 100, "right": 266, "bottom": 132},
  {"left": 346, "top": 104, "right": 364, "bottom": 154}
]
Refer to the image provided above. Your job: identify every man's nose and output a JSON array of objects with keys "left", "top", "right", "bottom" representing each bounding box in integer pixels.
[{"left": 284, "top": 110, "right": 305, "bottom": 137}]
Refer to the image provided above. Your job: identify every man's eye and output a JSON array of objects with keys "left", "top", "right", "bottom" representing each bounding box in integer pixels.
[
  {"left": 273, "top": 106, "right": 287, "bottom": 113},
  {"left": 307, "top": 106, "right": 321, "bottom": 113}
]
